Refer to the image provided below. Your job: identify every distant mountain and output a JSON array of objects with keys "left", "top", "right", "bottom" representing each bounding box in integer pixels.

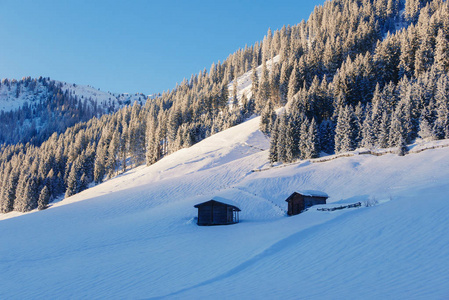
[{"left": 0, "top": 76, "right": 150, "bottom": 145}]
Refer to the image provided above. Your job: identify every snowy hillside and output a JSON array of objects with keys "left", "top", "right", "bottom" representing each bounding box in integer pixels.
[
  {"left": 228, "top": 55, "right": 280, "bottom": 106},
  {"left": 0, "top": 77, "right": 152, "bottom": 146},
  {"left": 1, "top": 115, "right": 448, "bottom": 299},
  {"left": 0, "top": 77, "right": 148, "bottom": 113}
]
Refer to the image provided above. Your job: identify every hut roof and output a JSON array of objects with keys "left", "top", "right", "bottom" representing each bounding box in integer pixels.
[
  {"left": 298, "top": 190, "right": 329, "bottom": 198},
  {"left": 194, "top": 199, "right": 241, "bottom": 211},
  {"left": 285, "top": 190, "right": 329, "bottom": 202}
]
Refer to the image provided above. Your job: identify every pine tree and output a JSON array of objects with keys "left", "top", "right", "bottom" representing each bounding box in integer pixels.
[
  {"left": 279, "top": 61, "right": 291, "bottom": 105},
  {"left": 285, "top": 119, "right": 296, "bottom": 163},
  {"left": 389, "top": 106, "right": 406, "bottom": 148},
  {"left": 319, "top": 119, "right": 335, "bottom": 154},
  {"left": 307, "top": 118, "right": 320, "bottom": 159},
  {"left": 250, "top": 60, "right": 259, "bottom": 103},
  {"left": 119, "top": 122, "right": 129, "bottom": 173},
  {"left": 378, "top": 111, "right": 390, "bottom": 148},
  {"left": 399, "top": 26, "right": 418, "bottom": 79},
  {"left": 435, "top": 28, "right": 449, "bottom": 74},
  {"left": 418, "top": 106, "right": 436, "bottom": 140},
  {"left": 298, "top": 119, "right": 309, "bottom": 159},
  {"left": 65, "top": 162, "right": 79, "bottom": 198},
  {"left": 287, "top": 62, "right": 299, "bottom": 102},
  {"left": 269, "top": 118, "right": 279, "bottom": 163},
  {"left": 107, "top": 131, "right": 120, "bottom": 178},
  {"left": 0, "top": 168, "right": 18, "bottom": 213},
  {"left": 415, "top": 29, "right": 434, "bottom": 77},
  {"left": 38, "top": 185, "right": 50, "bottom": 210},
  {"left": 94, "top": 144, "right": 107, "bottom": 184},
  {"left": 256, "top": 60, "right": 271, "bottom": 113},
  {"left": 129, "top": 103, "right": 146, "bottom": 166},
  {"left": 334, "top": 105, "right": 356, "bottom": 153},
  {"left": 259, "top": 101, "right": 276, "bottom": 135},
  {"left": 276, "top": 114, "right": 288, "bottom": 163},
  {"left": 231, "top": 78, "right": 239, "bottom": 109},
  {"left": 434, "top": 75, "right": 449, "bottom": 138},
  {"left": 14, "top": 174, "right": 38, "bottom": 212},
  {"left": 353, "top": 103, "right": 365, "bottom": 148}
]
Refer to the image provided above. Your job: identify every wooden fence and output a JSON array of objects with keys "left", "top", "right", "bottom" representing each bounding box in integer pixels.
[
  {"left": 317, "top": 202, "right": 362, "bottom": 212},
  {"left": 251, "top": 141, "right": 449, "bottom": 173}
]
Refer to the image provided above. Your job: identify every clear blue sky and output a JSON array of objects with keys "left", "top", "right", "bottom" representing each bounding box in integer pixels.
[{"left": 0, "top": 0, "right": 324, "bottom": 95}]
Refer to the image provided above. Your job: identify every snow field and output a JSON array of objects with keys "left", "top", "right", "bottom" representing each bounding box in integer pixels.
[{"left": 1, "top": 116, "right": 449, "bottom": 299}]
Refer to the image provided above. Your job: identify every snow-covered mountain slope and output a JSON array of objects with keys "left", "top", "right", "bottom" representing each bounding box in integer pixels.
[
  {"left": 228, "top": 55, "right": 280, "bottom": 105},
  {"left": 1, "top": 116, "right": 449, "bottom": 299},
  {"left": 0, "top": 77, "right": 148, "bottom": 112}
]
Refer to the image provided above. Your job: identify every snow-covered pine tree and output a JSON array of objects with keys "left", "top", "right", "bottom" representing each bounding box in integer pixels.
[
  {"left": 285, "top": 118, "right": 296, "bottom": 163},
  {"left": 129, "top": 102, "right": 146, "bottom": 167},
  {"left": 107, "top": 131, "right": 120, "bottom": 178},
  {"left": 287, "top": 61, "right": 299, "bottom": 102},
  {"left": 298, "top": 119, "right": 310, "bottom": 159},
  {"left": 259, "top": 101, "right": 276, "bottom": 135},
  {"left": 334, "top": 105, "right": 356, "bottom": 153},
  {"left": 354, "top": 103, "right": 365, "bottom": 148},
  {"left": 276, "top": 113, "right": 288, "bottom": 163},
  {"left": 38, "top": 185, "right": 50, "bottom": 210},
  {"left": 378, "top": 111, "right": 391, "bottom": 148},
  {"left": 250, "top": 58, "right": 259, "bottom": 104},
  {"left": 268, "top": 118, "right": 280, "bottom": 164},
  {"left": 0, "top": 167, "right": 18, "bottom": 213},
  {"left": 388, "top": 104, "right": 407, "bottom": 148},
  {"left": 319, "top": 119, "right": 335, "bottom": 154},
  {"left": 414, "top": 28, "right": 434, "bottom": 77},
  {"left": 435, "top": 28, "right": 449, "bottom": 74},
  {"left": 307, "top": 118, "right": 320, "bottom": 159},
  {"left": 399, "top": 25, "right": 419, "bottom": 79},
  {"left": 65, "top": 161, "right": 79, "bottom": 198},
  {"left": 14, "top": 174, "right": 38, "bottom": 212},
  {"left": 279, "top": 61, "right": 291, "bottom": 105},
  {"left": 232, "top": 79, "right": 239, "bottom": 109},
  {"left": 418, "top": 106, "right": 437, "bottom": 140},
  {"left": 94, "top": 144, "right": 107, "bottom": 184},
  {"left": 256, "top": 60, "right": 271, "bottom": 113},
  {"left": 434, "top": 74, "right": 449, "bottom": 138}
]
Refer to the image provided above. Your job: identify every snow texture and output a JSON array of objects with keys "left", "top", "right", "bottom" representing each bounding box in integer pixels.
[{"left": 1, "top": 116, "right": 449, "bottom": 299}]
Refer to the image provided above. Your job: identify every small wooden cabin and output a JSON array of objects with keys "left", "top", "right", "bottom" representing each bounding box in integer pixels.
[
  {"left": 194, "top": 199, "right": 241, "bottom": 226},
  {"left": 285, "top": 190, "right": 328, "bottom": 216}
]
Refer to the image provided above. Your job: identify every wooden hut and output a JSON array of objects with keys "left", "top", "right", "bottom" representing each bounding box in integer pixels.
[
  {"left": 285, "top": 190, "right": 328, "bottom": 216},
  {"left": 194, "top": 199, "right": 241, "bottom": 226}
]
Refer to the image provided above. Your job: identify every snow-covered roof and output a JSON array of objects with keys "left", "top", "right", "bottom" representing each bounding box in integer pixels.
[
  {"left": 194, "top": 197, "right": 241, "bottom": 211},
  {"left": 298, "top": 190, "right": 329, "bottom": 198}
]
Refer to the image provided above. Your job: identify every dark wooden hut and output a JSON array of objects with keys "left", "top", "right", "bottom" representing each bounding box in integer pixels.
[
  {"left": 194, "top": 199, "right": 241, "bottom": 226},
  {"left": 285, "top": 190, "right": 328, "bottom": 216}
]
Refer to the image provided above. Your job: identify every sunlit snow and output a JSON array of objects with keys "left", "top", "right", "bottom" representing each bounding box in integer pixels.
[{"left": 1, "top": 116, "right": 449, "bottom": 299}]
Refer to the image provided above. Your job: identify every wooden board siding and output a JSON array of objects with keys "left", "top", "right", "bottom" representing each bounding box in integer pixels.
[
  {"left": 212, "top": 205, "right": 227, "bottom": 224},
  {"left": 197, "top": 206, "right": 212, "bottom": 225},
  {"left": 194, "top": 200, "right": 241, "bottom": 226},
  {"left": 287, "top": 193, "right": 305, "bottom": 216},
  {"left": 304, "top": 196, "right": 327, "bottom": 208},
  {"left": 286, "top": 192, "right": 328, "bottom": 216}
]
